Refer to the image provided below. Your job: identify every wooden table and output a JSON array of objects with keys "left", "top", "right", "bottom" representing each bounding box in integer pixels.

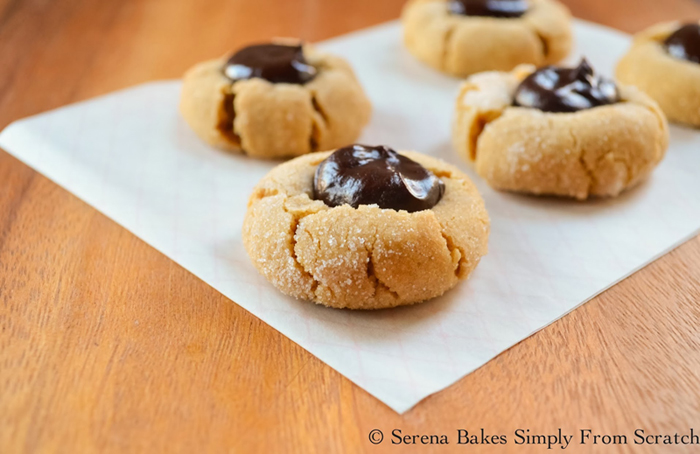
[{"left": 2, "top": 0, "right": 700, "bottom": 452}]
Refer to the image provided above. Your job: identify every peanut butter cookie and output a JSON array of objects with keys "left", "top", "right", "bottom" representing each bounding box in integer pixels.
[
  {"left": 617, "top": 21, "right": 700, "bottom": 127},
  {"left": 180, "top": 43, "right": 372, "bottom": 158},
  {"left": 402, "top": 0, "right": 572, "bottom": 77},
  {"left": 452, "top": 60, "right": 669, "bottom": 199},
  {"left": 243, "top": 145, "right": 490, "bottom": 309}
]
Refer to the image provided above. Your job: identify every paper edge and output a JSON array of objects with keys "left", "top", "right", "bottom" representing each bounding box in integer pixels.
[{"left": 397, "top": 227, "right": 700, "bottom": 413}]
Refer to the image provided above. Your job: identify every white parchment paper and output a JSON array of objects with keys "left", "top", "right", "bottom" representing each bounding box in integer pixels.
[{"left": 2, "top": 20, "right": 700, "bottom": 413}]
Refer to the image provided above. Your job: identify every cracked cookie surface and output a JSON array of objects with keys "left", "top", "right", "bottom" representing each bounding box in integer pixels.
[
  {"left": 242, "top": 151, "right": 490, "bottom": 309},
  {"left": 452, "top": 65, "right": 669, "bottom": 199},
  {"left": 616, "top": 21, "right": 700, "bottom": 127},
  {"left": 179, "top": 47, "right": 372, "bottom": 159},
  {"left": 401, "top": 0, "right": 572, "bottom": 77}
]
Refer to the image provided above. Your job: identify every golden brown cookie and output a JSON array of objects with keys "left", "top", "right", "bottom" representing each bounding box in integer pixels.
[
  {"left": 452, "top": 64, "right": 669, "bottom": 199},
  {"left": 401, "top": 0, "right": 572, "bottom": 77},
  {"left": 616, "top": 21, "right": 700, "bottom": 127},
  {"left": 242, "top": 149, "right": 490, "bottom": 310},
  {"left": 180, "top": 44, "right": 372, "bottom": 159}
]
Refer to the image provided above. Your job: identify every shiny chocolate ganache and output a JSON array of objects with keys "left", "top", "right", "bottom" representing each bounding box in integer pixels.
[
  {"left": 224, "top": 43, "right": 317, "bottom": 84},
  {"left": 664, "top": 23, "right": 700, "bottom": 64},
  {"left": 513, "top": 59, "right": 621, "bottom": 113},
  {"left": 313, "top": 145, "right": 445, "bottom": 213},
  {"left": 447, "top": 0, "right": 529, "bottom": 18}
]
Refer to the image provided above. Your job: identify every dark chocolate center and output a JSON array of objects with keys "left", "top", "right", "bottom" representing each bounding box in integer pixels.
[
  {"left": 224, "top": 43, "right": 317, "bottom": 84},
  {"left": 664, "top": 23, "right": 700, "bottom": 64},
  {"left": 313, "top": 145, "right": 445, "bottom": 213},
  {"left": 447, "top": 0, "right": 528, "bottom": 18},
  {"left": 513, "top": 59, "right": 620, "bottom": 113}
]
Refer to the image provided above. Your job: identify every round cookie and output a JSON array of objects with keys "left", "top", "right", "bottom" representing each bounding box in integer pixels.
[
  {"left": 180, "top": 43, "right": 372, "bottom": 159},
  {"left": 452, "top": 63, "right": 669, "bottom": 200},
  {"left": 401, "top": 0, "right": 572, "bottom": 77},
  {"left": 242, "top": 147, "right": 490, "bottom": 310},
  {"left": 616, "top": 21, "right": 700, "bottom": 127}
]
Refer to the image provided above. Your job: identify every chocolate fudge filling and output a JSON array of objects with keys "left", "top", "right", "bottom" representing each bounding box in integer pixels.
[
  {"left": 513, "top": 59, "right": 621, "bottom": 113},
  {"left": 224, "top": 43, "right": 317, "bottom": 84},
  {"left": 447, "top": 0, "right": 528, "bottom": 18},
  {"left": 664, "top": 23, "right": 700, "bottom": 64},
  {"left": 313, "top": 145, "right": 445, "bottom": 212}
]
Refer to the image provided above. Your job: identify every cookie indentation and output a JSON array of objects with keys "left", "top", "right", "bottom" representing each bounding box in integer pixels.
[
  {"left": 535, "top": 30, "right": 550, "bottom": 59},
  {"left": 217, "top": 91, "right": 242, "bottom": 147},
  {"left": 442, "top": 25, "right": 457, "bottom": 72},
  {"left": 309, "top": 95, "right": 328, "bottom": 153},
  {"left": 367, "top": 250, "right": 400, "bottom": 301},
  {"left": 440, "top": 230, "right": 465, "bottom": 278}
]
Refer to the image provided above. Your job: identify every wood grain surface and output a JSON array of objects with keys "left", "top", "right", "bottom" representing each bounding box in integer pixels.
[{"left": 1, "top": 0, "right": 700, "bottom": 453}]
